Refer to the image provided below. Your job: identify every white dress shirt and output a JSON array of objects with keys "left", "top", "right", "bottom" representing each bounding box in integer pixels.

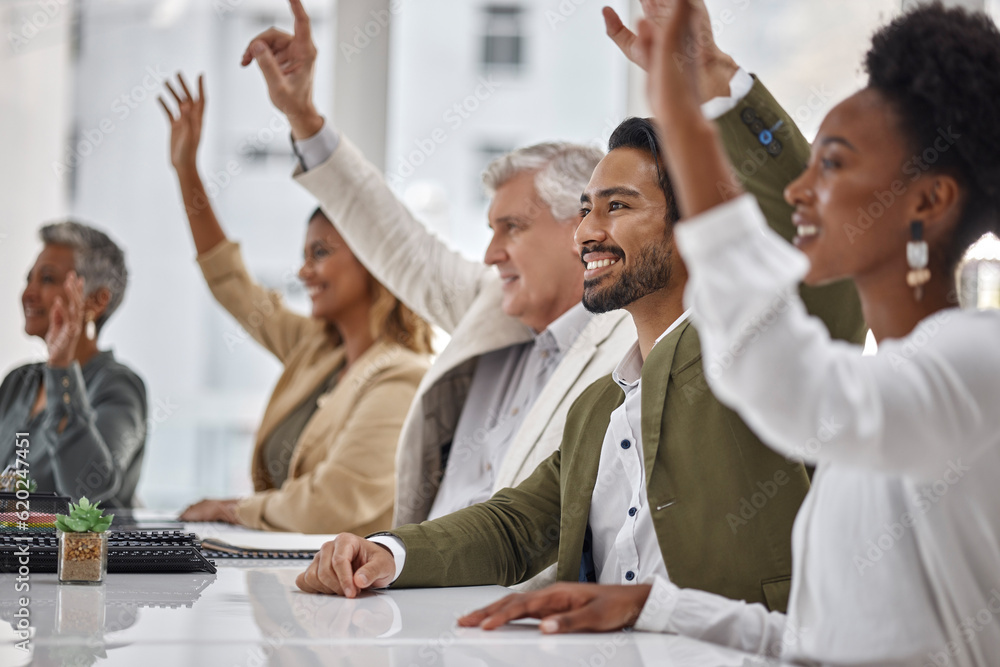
[
  {"left": 635, "top": 194, "right": 1000, "bottom": 667},
  {"left": 590, "top": 313, "right": 689, "bottom": 585}
]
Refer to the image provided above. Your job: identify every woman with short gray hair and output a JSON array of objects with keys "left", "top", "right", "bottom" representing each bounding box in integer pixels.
[{"left": 0, "top": 221, "right": 147, "bottom": 507}]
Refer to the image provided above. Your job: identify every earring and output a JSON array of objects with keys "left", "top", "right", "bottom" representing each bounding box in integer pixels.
[
  {"left": 906, "top": 221, "right": 931, "bottom": 301},
  {"left": 85, "top": 314, "right": 96, "bottom": 341}
]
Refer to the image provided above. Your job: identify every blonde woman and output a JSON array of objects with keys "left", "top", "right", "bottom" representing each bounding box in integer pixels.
[{"left": 160, "top": 74, "right": 432, "bottom": 534}]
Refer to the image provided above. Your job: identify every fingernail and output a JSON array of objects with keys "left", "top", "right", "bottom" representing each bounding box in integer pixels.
[
  {"left": 540, "top": 620, "right": 558, "bottom": 633},
  {"left": 252, "top": 42, "right": 264, "bottom": 54},
  {"left": 357, "top": 573, "right": 368, "bottom": 587}
]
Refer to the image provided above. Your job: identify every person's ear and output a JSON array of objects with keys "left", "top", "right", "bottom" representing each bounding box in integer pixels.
[
  {"left": 914, "top": 174, "right": 962, "bottom": 241},
  {"left": 85, "top": 286, "right": 112, "bottom": 322}
]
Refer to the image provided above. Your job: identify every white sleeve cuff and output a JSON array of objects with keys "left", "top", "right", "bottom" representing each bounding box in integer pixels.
[
  {"left": 700, "top": 68, "right": 754, "bottom": 120},
  {"left": 368, "top": 535, "right": 406, "bottom": 585},
  {"left": 293, "top": 122, "right": 341, "bottom": 171},
  {"left": 634, "top": 575, "right": 682, "bottom": 633}
]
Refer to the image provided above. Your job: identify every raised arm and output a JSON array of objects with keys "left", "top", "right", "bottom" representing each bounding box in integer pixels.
[
  {"left": 158, "top": 74, "right": 224, "bottom": 256},
  {"left": 675, "top": 198, "right": 1000, "bottom": 480},
  {"left": 242, "top": 0, "right": 490, "bottom": 333},
  {"left": 642, "top": 4, "right": 994, "bottom": 479},
  {"left": 159, "top": 73, "right": 314, "bottom": 362},
  {"left": 611, "top": 1, "right": 864, "bottom": 344}
]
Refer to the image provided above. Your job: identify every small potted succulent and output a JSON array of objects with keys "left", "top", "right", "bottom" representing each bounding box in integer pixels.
[{"left": 55, "top": 497, "right": 114, "bottom": 584}]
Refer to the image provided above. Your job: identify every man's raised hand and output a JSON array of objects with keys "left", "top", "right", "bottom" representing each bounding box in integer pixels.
[{"left": 241, "top": 0, "right": 323, "bottom": 139}]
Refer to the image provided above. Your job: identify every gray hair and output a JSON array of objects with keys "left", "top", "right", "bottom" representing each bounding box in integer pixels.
[
  {"left": 39, "top": 221, "right": 128, "bottom": 332},
  {"left": 482, "top": 142, "right": 605, "bottom": 221}
]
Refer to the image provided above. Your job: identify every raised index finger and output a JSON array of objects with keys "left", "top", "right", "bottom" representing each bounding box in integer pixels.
[
  {"left": 289, "top": 0, "right": 312, "bottom": 40},
  {"left": 603, "top": 6, "right": 635, "bottom": 50}
]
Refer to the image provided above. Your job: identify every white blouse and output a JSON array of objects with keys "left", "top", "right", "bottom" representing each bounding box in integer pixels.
[{"left": 634, "top": 194, "right": 1000, "bottom": 667}]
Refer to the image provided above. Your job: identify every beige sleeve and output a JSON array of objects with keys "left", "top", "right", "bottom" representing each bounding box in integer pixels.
[{"left": 196, "top": 239, "right": 317, "bottom": 363}]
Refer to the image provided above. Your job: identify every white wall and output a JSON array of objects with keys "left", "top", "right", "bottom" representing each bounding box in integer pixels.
[
  {"left": 0, "top": 0, "right": 75, "bottom": 372},
  {"left": 385, "top": 0, "right": 632, "bottom": 260}
]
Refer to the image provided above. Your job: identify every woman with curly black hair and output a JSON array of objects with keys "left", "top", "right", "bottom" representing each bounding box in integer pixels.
[
  {"left": 632, "top": 2, "right": 1000, "bottom": 665},
  {"left": 457, "top": 2, "right": 1000, "bottom": 665}
]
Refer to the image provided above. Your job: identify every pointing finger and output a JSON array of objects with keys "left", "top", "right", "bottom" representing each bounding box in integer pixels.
[{"left": 289, "top": 0, "right": 312, "bottom": 41}]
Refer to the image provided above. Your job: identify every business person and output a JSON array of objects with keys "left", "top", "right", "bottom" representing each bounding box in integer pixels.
[
  {"left": 0, "top": 221, "right": 146, "bottom": 506},
  {"left": 160, "top": 75, "right": 432, "bottom": 534}
]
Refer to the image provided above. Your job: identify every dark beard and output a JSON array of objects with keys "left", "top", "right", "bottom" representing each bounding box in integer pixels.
[{"left": 583, "top": 243, "right": 673, "bottom": 313}]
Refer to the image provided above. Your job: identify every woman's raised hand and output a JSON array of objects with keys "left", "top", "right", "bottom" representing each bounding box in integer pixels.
[
  {"left": 158, "top": 73, "right": 205, "bottom": 173},
  {"left": 46, "top": 271, "right": 86, "bottom": 369},
  {"left": 605, "top": 0, "right": 738, "bottom": 104},
  {"left": 638, "top": 1, "right": 742, "bottom": 218}
]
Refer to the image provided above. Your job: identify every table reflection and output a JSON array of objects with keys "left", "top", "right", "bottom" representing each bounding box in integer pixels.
[
  {"left": 241, "top": 571, "right": 782, "bottom": 667},
  {"left": 0, "top": 572, "right": 216, "bottom": 666}
]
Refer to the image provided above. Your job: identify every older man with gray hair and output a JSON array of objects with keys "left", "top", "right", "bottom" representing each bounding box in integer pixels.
[{"left": 242, "top": 0, "right": 635, "bottom": 536}]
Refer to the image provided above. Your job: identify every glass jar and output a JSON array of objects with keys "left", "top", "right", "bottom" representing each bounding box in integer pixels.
[{"left": 57, "top": 530, "right": 108, "bottom": 584}]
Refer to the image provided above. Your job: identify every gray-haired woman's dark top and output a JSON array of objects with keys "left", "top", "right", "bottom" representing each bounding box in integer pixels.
[{"left": 0, "top": 350, "right": 146, "bottom": 507}]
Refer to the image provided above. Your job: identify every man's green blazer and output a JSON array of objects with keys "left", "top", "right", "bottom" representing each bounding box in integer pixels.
[{"left": 386, "top": 78, "right": 866, "bottom": 613}]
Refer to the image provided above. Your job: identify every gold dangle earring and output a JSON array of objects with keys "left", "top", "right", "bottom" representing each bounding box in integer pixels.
[{"left": 906, "top": 221, "right": 931, "bottom": 301}]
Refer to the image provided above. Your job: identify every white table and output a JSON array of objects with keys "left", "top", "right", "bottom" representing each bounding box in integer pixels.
[{"left": 0, "top": 523, "right": 788, "bottom": 666}]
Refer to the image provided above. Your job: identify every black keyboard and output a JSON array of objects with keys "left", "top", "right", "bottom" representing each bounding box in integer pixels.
[{"left": 0, "top": 530, "right": 216, "bottom": 574}]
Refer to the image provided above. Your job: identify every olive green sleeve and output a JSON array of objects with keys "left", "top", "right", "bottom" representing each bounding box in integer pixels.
[
  {"left": 716, "top": 77, "right": 867, "bottom": 345},
  {"left": 387, "top": 448, "right": 563, "bottom": 588}
]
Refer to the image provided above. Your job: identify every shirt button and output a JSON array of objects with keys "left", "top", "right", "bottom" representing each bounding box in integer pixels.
[
  {"left": 625, "top": 571, "right": 635, "bottom": 581},
  {"left": 61, "top": 377, "right": 70, "bottom": 388},
  {"left": 620, "top": 439, "right": 631, "bottom": 450},
  {"left": 628, "top": 507, "right": 637, "bottom": 517},
  {"left": 63, "top": 393, "right": 71, "bottom": 404},
  {"left": 511, "top": 407, "right": 519, "bottom": 416}
]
